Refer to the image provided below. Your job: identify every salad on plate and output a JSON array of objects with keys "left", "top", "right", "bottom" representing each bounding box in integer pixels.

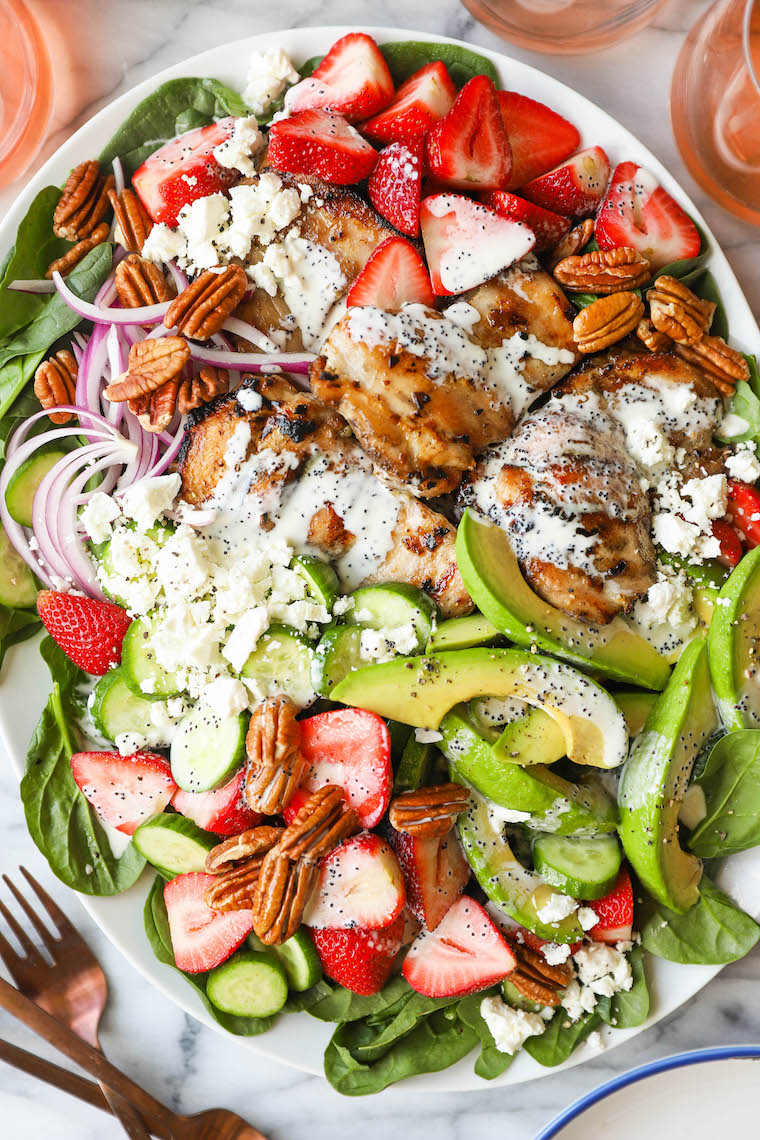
[{"left": 2, "top": 30, "right": 760, "bottom": 1095}]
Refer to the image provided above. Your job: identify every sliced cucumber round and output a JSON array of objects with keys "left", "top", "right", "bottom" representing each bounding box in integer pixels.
[
  {"left": 170, "top": 704, "right": 248, "bottom": 793},
  {"left": 206, "top": 950, "right": 288, "bottom": 1018},
  {"left": 241, "top": 624, "right": 315, "bottom": 707},
  {"left": 312, "top": 624, "right": 363, "bottom": 697},
  {"left": 249, "top": 928, "right": 322, "bottom": 991},
  {"left": 91, "top": 666, "right": 168, "bottom": 744},
  {"left": 0, "top": 524, "right": 37, "bottom": 608},
  {"left": 347, "top": 582, "right": 437, "bottom": 648},
  {"left": 121, "top": 617, "right": 182, "bottom": 701},
  {"left": 132, "top": 813, "right": 216, "bottom": 878},
  {"left": 292, "top": 554, "right": 339, "bottom": 612},
  {"left": 5, "top": 449, "right": 67, "bottom": 528},
  {"left": 532, "top": 833, "right": 621, "bottom": 900},
  {"left": 393, "top": 734, "right": 435, "bottom": 794}
]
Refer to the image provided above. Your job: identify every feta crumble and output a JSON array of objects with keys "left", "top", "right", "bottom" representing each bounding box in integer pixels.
[
  {"left": 535, "top": 893, "right": 579, "bottom": 925},
  {"left": 243, "top": 48, "right": 300, "bottom": 117},
  {"left": 212, "top": 116, "right": 265, "bottom": 176},
  {"left": 479, "top": 997, "right": 547, "bottom": 1055}
]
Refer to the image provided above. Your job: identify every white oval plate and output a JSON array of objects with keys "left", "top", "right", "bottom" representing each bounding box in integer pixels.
[{"left": 2, "top": 25, "right": 760, "bottom": 1093}]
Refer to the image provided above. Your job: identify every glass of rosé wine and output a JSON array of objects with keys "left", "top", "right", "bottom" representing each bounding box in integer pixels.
[
  {"left": 0, "top": 0, "right": 54, "bottom": 191},
  {"left": 461, "top": 0, "right": 668, "bottom": 55}
]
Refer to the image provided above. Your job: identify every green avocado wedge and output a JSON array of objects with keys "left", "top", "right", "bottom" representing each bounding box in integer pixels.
[
  {"left": 455, "top": 511, "right": 671, "bottom": 691},
  {"left": 618, "top": 637, "right": 718, "bottom": 913},
  {"left": 427, "top": 613, "right": 502, "bottom": 652},
  {"left": 706, "top": 546, "right": 760, "bottom": 730}
]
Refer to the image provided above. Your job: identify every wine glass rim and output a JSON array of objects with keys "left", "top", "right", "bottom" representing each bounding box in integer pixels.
[{"left": 744, "top": 0, "right": 760, "bottom": 97}]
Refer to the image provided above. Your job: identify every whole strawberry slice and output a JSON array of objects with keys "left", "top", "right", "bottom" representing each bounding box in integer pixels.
[
  {"left": 172, "top": 768, "right": 260, "bottom": 836},
  {"left": 285, "top": 33, "right": 394, "bottom": 123},
  {"left": 164, "top": 872, "right": 253, "bottom": 973},
  {"left": 403, "top": 896, "right": 516, "bottom": 997},
  {"left": 585, "top": 867, "right": 633, "bottom": 945},
  {"left": 522, "top": 145, "right": 611, "bottom": 218},
  {"left": 37, "top": 590, "right": 132, "bottom": 675},
  {"left": 498, "top": 91, "right": 581, "bottom": 189},
  {"left": 346, "top": 236, "right": 435, "bottom": 310},
  {"left": 310, "top": 912, "right": 404, "bottom": 995},
  {"left": 268, "top": 109, "right": 378, "bottom": 185},
  {"left": 481, "top": 189, "right": 571, "bottom": 253},
  {"left": 362, "top": 61, "right": 457, "bottom": 145},
  {"left": 368, "top": 138, "right": 424, "bottom": 237},
  {"left": 595, "top": 160, "right": 701, "bottom": 272},
  {"left": 392, "top": 829, "right": 470, "bottom": 931},
  {"left": 298, "top": 708, "right": 394, "bottom": 827},
  {"left": 425, "top": 75, "right": 511, "bottom": 191},
  {"left": 132, "top": 118, "right": 238, "bottom": 227},
  {"left": 303, "top": 832, "right": 406, "bottom": 929},
  {"left": 420, "top": 193, "right": 535, "bottom": 296},
  {"left": 71, "top": 750, "right": 177, "bottom": 835}
]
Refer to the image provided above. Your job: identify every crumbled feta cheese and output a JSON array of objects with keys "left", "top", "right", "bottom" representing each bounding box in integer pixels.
[
  {"left": 726, "top": 446, "right": 760, "bottom": 484},
  {"left": 573, "top": 943, "right": 633, "bottom": 997},
  {"left": 359, "top": 623, "right": 420, "bottom": 663},
  {"left": 121, "top": 474, "right": 181, "bottom": 532},
  {"left": 176, "top": 193, "right": 231, "bottom": 272},
  {"left": 141, "top": 222, "right": 187, "bottom": 266},
  {"left": 578, "top": 907, "right": 599, "bottom": 932},
  {"left": 222, "top": 608, "right": 269, "bottom": 673},
  {"left": 154, "top": 526, "right": 212, "bottom": 602},
  {"left": 243, "top": 48, "right": 300, "bottom": 117},
  {"left": 202, "top": 676, "right": 249, "bottom": 719},
  {"left": 479, "top": 997, "right": 547, "bottom": 1055},
  {"left": 535, "top": 893, "right": 579, "bottom": 925},
  {"left": 414, "top": 728, "right": 444, "bottom": 743},
  {"left": 720, "top": 413, "right": 750, "bottom": 438},
  {"left": 562, "top": 979, "right": 599, "bottom": 1021},
  {"left": 633, "top": 569, "right": 696, "bottom": 632},
  {"left": 213, "top": 116, "right": 265, "bottom": 176},
  {"left": 542, "top": 943, "right": 572, "bottom": 965},
  {"left": 115, "top": 731, "right": 145, "bottom": 756},
  {"left": 624, "top": 418, "right": 674, "bottom": 475},
  {"left": 80, "top": 493, "right": 121, "bottom": 543}
]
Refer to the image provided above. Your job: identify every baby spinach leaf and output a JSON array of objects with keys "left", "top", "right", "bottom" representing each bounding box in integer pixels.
[
  {"left": 0, "top": 606, "right": 41, "bottom": 669},
  {"left": 349, "top": 991, "right": 461, "bottom": 1064},
  {"left": 0, "top": 351, "right": 46, "bottom": 436},
  {"left": 20, "top": 637, "right": 146, "bottom": 895},
  {"left": 305, "top": 974, "right": 412, "bottom": 1023},
  {"left": 641, "top": 875, "right": 760, "bottom": 964},
  {"left": 98, "top": 77, "right": 247, "bottom": 174},
  {"left": 596, "top": 944, "right": 649, "bottom": 1029},
  {"left": 380, "top": 41, "right": 499, "bottom": 88},
  {"left": 688, "top": 731, "right": 760, "bottom": 858},
  {"left": 523, "top": 1007, "right": 602, "bottom": 1067},
  {"left": 457, "top": 990, "right": 514, "bottom": 1079},
  {"left": 0, "top": 188, "right": 71, "bottom": 342},
  {"left": 282, "top": 978, "right": 335, "bottom": 1013},
  {"left": 144, "top": 876, "right": 274, "bottom": 1037}
]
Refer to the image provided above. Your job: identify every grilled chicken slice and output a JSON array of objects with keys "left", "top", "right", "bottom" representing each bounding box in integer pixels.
[
  {"left": 460, "top": 390, "right": 656, "bottom": 624},
  {"left": 179, "top": 376, "right": 472, "bottom": 617}
]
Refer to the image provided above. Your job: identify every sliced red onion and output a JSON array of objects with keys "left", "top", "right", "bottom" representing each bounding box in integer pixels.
[
  {"left": 52, "top": 271, "right": 170, "bottom": 326},
  {"left": 112, "top": 157, "right": 125, "bottom": 196},
  {"left": 7, "top": 279, "right": 56, "bottom": 293},
  {"left": 167, "top": 262, "right": 189, "bottom": 293},
  {"left": 33, "top": 444, "right": 114, "bottom": 585},
  {"left": 222, "top": 316, "right": 279, "bottom": 354},
  {"left": 186, "top": 342, "right": 314, "bottom": 373},
  {"left": 145, "top": 418, "right": 186, "bottom": 478}
]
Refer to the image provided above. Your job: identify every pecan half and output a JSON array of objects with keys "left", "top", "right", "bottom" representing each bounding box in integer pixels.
[
  {"left": 45, "top": 222, "right": 110, "bottom": 278},
  {"left": 280, "top": 785, "right": 358, "bottom": 862},
  {"left": 674, "top": 334, "right": 750, "bottom": 397},
  {"left": 203, "top": 826, "right": 284, "bottom": 912},
  {"left": 647, "top": 275, "right": 716, "bottom": 346},
  {"left": 389, "top": 782, "right": 471, "bottom": 839},
  {"left": 115, "top": 255, "right": 175, "bottom": 309},
  {"left": 205, "top": 826, "right": 284, "bottom": 873},
  {"left": 573, "top": 292, "right": 645, "bottom": 354},
  {"left": 108, "top": 188, "right": 153, "bottom": 253},
  {"left": 164, "top": 265, "right": 247, "bottom": 339},
  {"left": 545, "top": 219, "right": 594, "bottom": 272},
  {"left": 636, "top": 317, "right": 673, "bottom": 354},
  {"left": 204, "top": 863, "right": 263, "bottom": 912},
  {"left": 128, "top": 379, "right": 181, "bottom": 433},
  {"left": 244, "top": 696, "right": 304, "bottom": 815},
  {"left": 509, "top": 970, "right": 563, "bottom": 1008},
  {"left": 178, "top": 366, "right": 230, "bottom": 415},
  {"left": 104, "top": 336, "right": 190, "bottom": 402},
  {"left": 554, "top": 247, "right": 651, "bottom": 294},
  {"left": 34, "top": 350, "right": 78, "bottom": 424},
  {"left": 53, "top": 161, "right": 114, "bottom": 240},
  {"left": 508, "top": 941, "right": 573, "bottom": 1008},
  {"left": 252, "top": 847, "right": 317, "bottom": 945}
]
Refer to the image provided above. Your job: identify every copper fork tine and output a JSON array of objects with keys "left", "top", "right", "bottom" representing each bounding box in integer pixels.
[
  {"left": 2, "top": 875, "right": 61, "bottom": 957},
  {"left": 19, "top": 866, "right": 80, "bottom": 941},
  {"left": 0, "top": 898, "right": 47, "bottom": 967}
]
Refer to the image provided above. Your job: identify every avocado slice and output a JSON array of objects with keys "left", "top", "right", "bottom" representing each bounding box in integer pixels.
[
  {"left": 331, "top": 647, "right": 629, "bottom": 771},
  {"left": 615, "top": 690, "right": 658, "bottom": 737},
  {"left": 707, "top": 546, "right": 760, "bottom": 730},
  {"left": 618, "top": 636, "right": 717, "bottom": 913},
  {"left": 427, "top": 613, "right": 502, "bottom": 652},
  {"left": 469, "top": 696, "right": 566, "bottom": 766},
  {"left": 440, "top": 705, "right": 617, "bottom": 835},
  {"left": 455, "top": 510, "right": 671, "bottom": 691}
]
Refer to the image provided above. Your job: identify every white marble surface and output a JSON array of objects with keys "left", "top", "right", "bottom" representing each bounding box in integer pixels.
[{"left": 2, "top": 1, "right": 760, "bottom": 1136}]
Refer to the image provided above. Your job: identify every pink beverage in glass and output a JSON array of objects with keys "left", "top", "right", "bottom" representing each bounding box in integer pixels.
[
  {"left": 462, "top": 0, "right": 668, "bottom": 54},
  {"left": 671, "top": 0, "right": 760, "bottom": 225},
  {"left": 0, "top": 0, "right": 53, "bottom": 190}
]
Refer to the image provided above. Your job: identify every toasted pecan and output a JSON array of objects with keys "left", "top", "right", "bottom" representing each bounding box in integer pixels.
[
  {"left": 509, "top": 970, "right": 563, "bottom": 1008},
  {"left": 553, "top": 247, "right": 651, "bottom": 294},
  {"left": 115, "top": 254, "right": 175, "bottom": 309},
  {"left": 647, "top": 275, "right": 716, "bottom": 346},
  {"left": 636, "top": 316, "right": 673, "bottom": 354},
  {"left": 514, "top": 943, "right": 573, "bottom": 988},
  {"left": 164, "top": 265, "right": 247, "bottom": 340},
  {"left": 388, "top": 782, "right": 471, "bottom": 839},
  {"left": 545, "top": 219, "right": 594, "bottom": 272},
  {"left": 252, "top": 847, "right": 317, "bottom": 945},
  {"left": 244, "top": 696, "right": 304, "bottom": 815},
  {"left": 109, "top": 188, "right": 154, "bottom": 253},
  {"left": 177, "top": 366, "right": 230, "bottom": 415},
  {"left": 46, "top": 222, "right": 110, "bottom": 278},
  {"left": 128, "top": 379, "right": 181, "bottom": 433},
  {"left": 279, "top": 785, "right": 358, "bottom": 862},
  {"left": 53, "top": 161, "right": 114, "bottom": 241},
  {"left": 573, "top": 292, "right": 645, "bottom": 354},
  {"left": 104, "top": 336, "right": 190, "bottom": 403},
  {"left": 203, "top": 826, "right": 284, "bottom": 912},
  {"left": 33, "top": 350, "right": 78, "bottom": 424},
  {"left": 205, "top": 826, "right": 284, "bottom": 873},
  {"left": 204, "top": 863, "right": 263, "bottom": 912},
  {"left": 674, "top": 334, "right": 750, "bottom": 397}
]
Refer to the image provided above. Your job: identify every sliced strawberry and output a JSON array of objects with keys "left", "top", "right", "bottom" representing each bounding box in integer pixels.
[
  {"left": 282, "top": 786, "right": 310, "bottom": 825},
  {"left": 37, "top": 590, "right": 132, "bottom": 676},
  {"left": 303, "top": 832, "right": 405, "bottom": 929},
  {"left": 268, "top": 110, "right": 378, "bottom": 185},
  {"left": 585, "top": 867, "right": 633, "bottom": 945},
  {"left": 164, "top": 872, "right": 253, "bottom": 973},
  {"left": 172, "top": 768, "right": 260, "bottom": 836},
  {"left": 132, "top": 119, "right": 238, "bottom": 227},
  {"left": 712, "top": 518, "right": 744, "bottom": 568},
  {"left": 595, "top": 161, "right": 701, "bottom": 272},
  {"left": 346, "top": 236, "right": 435, "bottom": 310},
  {"left": 309, "top": 912, "right": 404, "bottom": 995},
  {"left": 298, "top": 708, "right": 393, "bottom": 828},
  {"left": 727, "top": 480, "right": 760, "bottom": 548},
  {"left": 403, "top": 896, "right": 516, "bottom": 997},
  {"left": 497, "top": 91, "right": 581, "bottom": 190},
  {"left": 481, "top": 189, "right": 571, "bottom": 253},
  {"left": 391, "top": 829, "right": 470, "bottom": 931},
  {"left": 420, "top": 193, "right": 535, "bottom": 296},
  {"left": 362, "top": 61, "right": 457, "bottom": 145},
  {"left": 522, "top": 145, "right": 611, "bottom": 218},
  {"left": 425, "top": 75, "right": 511, "bottom": 191},
  {"left": 368, "top": 138, "right": 423, "bottom": 237},
  {"left": 285, "top": 33, "right": 394, "bottom": 123},
  {"left": 70, "top": 750, "right": 176, "bottom": 835}
]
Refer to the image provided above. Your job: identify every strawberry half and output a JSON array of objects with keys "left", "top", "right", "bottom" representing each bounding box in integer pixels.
[
  {"left": 164, "top": 872, "right": 253, "bottom": 973},
  {"left": 362, "top": 61, "right": 457, "bottom": 145},
  {"left": 420, "top": 193, "right": 535, "bottom": 296},
  {"left": 712, "top": 518, "right": 744, "bottom": 568},
  {"left": 522, "top": 145, "right": 611, "bottom": 218},
  {"left": 595, "top": 160, "right": 701, "bottom": 272},
  {"left": 268, "top": 109, "right": 378, "bottom": 185},
  {"left": 391, "top": 829, "right": 470, "bottom": 931},
  {"left": 368, "top": 138, "right": 424, "bottom": 237},
  {"left": 403, "top": 896, "right": 516, "bottom": 997},
  {"left": 172, "top": 768, "right": 260, "bottom": 836},
  {"left": 298, "top": 708, "right": 394, "bottom": 828},
  {"left": 481, "top": 189, "right": 571, "bottom": 253},
  {"left": 425, "top": 75, "right": 511, "bottom": 191},
  {"left": 727, "top": 480, "right": 760, "bottom": 548},
  {"left": 346, "top": 236, "right": 435, "bottom": 310},
  {"left": 303, "top": 832, "right": 405, "bottom": 929},
  {"left": 309, "top": 912, "right": 404, "bottom": 995},
  {"left": 132, "top": 119, "right": 238, "bottom": 227},
  {"left": 37, "top": 590, "right": 132, "bottom": 675},
  {"left": 585, "top": 867, "right": 633, "bottom": 945},
  {"left": 498, "top": 91, "right": 581, "bottom": 190},
  {"left": 70, "top": 750, "right": 177, "bottom": 835},
  {"left": 285, "top": 33, "right": 394, "bottom": 123}
]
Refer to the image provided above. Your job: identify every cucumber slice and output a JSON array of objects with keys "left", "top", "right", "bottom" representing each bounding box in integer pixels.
[
  {"left": 532, "top": 833, "right": 621, "bottom": 900},
  {"left": 393, "top": 734, "right": 435, "bottom": 794},
  {"left": 132, "top": 813, "right": 216, "bottom": 878},
  {"left": 121, "top": 617, "right": 182, "bottom": 700},
  {"left": 241, "top": 624, "right": 316, "bottom": 707},
  {"left": 292, "top": 554, "right": 339, "bottom": 611},
  {"left": 206, "top": 950, "right": 288, "bottom": 1018},
  {"left": 91, "top": 666, "right": 170, "bottom": 744},
  {"left": 170, "top": 704, "right": 248, "bottom": 792},
  {"left": 0, "top": 524, "right": 37, "bottom": 608},
  {"left": 249, "top": 928, "right": 322, "bottom": 991},
  {"left": 313, "top": 625, "right": 363, "bottom": 697},
  {"left": 5, "top": 450, "right": 67, "bottom": 528},
  {"left": 428, "top": 613, "right": 501, "bottom": 652},
  {"left": 347, "top": 583, "right": 437, "bottom": 648}
]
